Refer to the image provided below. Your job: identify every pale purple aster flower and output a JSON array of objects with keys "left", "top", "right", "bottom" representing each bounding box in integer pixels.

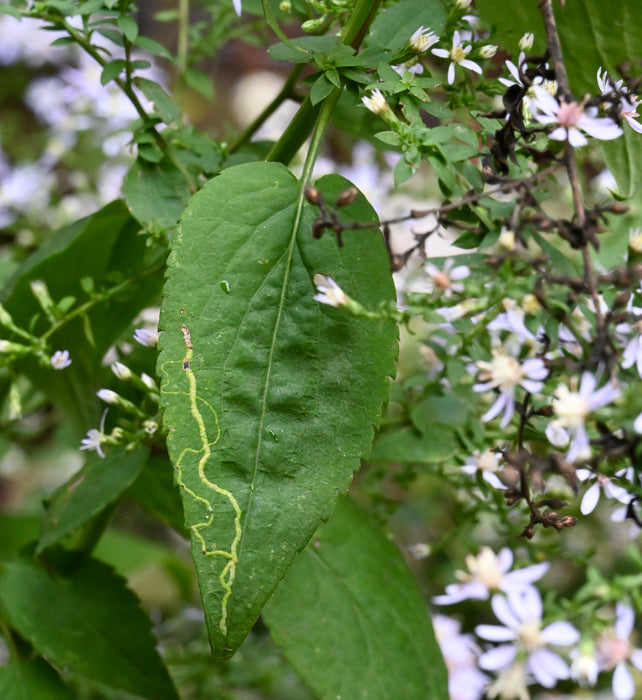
[
  {"left": 433, "top": 615, "right": 489, "bottom": 700},
  {"left": 134, "top": 327, "right": 159, "bottom": 347},
  {"left": 549, "top": 372, "right": 621, "bottom": 462},
  {"left": 473, "top": 347, "right": 547, "bottom": 428},
  {"left": 528, "top": 85, "right": 623, "bottom": 146},
  {"left": 313, "top": 273, "right": 348, "bottom": 308},
  {"left": 432, "top": 30, "right": 482, "bottom": 85},
  {"left": 50, "top": 349, "right": 72, "bottom": 369},
  {"left": 460, "top": 449, "right": 506, "bottom": 490},
  {"left": 575, "top": 467, "right": 631, "bottom": 515},
  {"left": 433, "top": 547, "right": 549, "bottom": 605},
  {"left": 423, "top": 258, "right": 470, "bottom": 297},
  {"left": 476, "top": 587, "right": 580, "bottom": 689},
  {"left": 79, "top": 409, "right": 109, "bottom": 459},
  {"left": 596, "top": 603, "right": 642, "bottom": 700},
  {"left": 486, "top": 306, "right": 537, "bottom": 347}
]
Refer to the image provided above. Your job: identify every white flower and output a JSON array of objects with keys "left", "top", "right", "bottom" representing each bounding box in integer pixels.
[
  {"left": 455, "top": 0, "right": 472, "bottom": 9},
  {"left": 616, "top": 298, "right": 642, "bottom": 377},
  {"left": 575, "top": 467, "right": 631, "bottom": 515},
  {"left": 134, "top": 327, "right": 159, "bottom": 347},
  {"left": 409, "top": 26, "right": 439, "bottom": 54},
  {"left": 460, "top": 449, "right": 506, "bottom": 489},
  {"left": 571, "top": 642, "right": 600, "bottom": 687},
  {"left": 433, "top": 547, "right": 549, "bottom": 605},
  {"left": 528, "top": 85, "right": 623, "bottom": 146},
  {"left": 111, "top": 361, "right": 132, "bottom": 380},
  {"left": 480, "top": 45, "right": 498, "bottom": 59},
  {"left": 143, "top": 419, "right": 158, "bottom": 435},
  {"left": 473, "top": 347, "right": 547, "bottom": 428},
  {"left": 498, "top": 53, "right": 526, "bottom": 89},
  {"left": 79, "top": 409, "right": 109, "bottom": 459},
  {"left": 361, "top": 88, "right": 389, "bottom": 116},
  {"left": 635, "top": 412, "right": 642, "bottom": 434},
  {"left": 549, "top": 372, "right": 620, "bottom": 462},
  {"left": 50, "top": 349, "right": 72, "bottom": 369},
  {"left": 313, "top": 273, "right": 348, "bottom": 308},
  {"left": 97, "top": 389, "right": 120, "bottom": 405},
  {"left": 476, "top": 587, "right": 580, "bottom": 688},
  {"left": 423, "top": 257, "right": 470, "bottom": 297},
  {"left": 597, "top": 68, "right": 642, "bottom": 134},
  {"left": 432, "top": 30, "right": 482, "bottom": 85},
  {"left": 233, "top": 0, "right": 242, "bottom": 16},
  {"left": 519, "top": 33, "right": 534, "bottom": 52},
  {"left": 596, "top": 603, "right": 642, "bottom": 700}
]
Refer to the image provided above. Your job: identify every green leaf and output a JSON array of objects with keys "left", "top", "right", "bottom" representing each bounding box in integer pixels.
[
  {"left": 268, "top": 35, "right": 338, "bottom": 63},
  {"left": 159, "top": 161, "right": 398, "bottom": 658},
  {"left": 0, "top": 652, "right": 71, "bottom": 700},
  {"left": 133, "top": 35, "right": 174, "bottom": 61},
  {"left": 476, "top": 0, "right": 642, "bottom": 197},
  {"left": 0, "top": 201, "right": 164, "bottom": 433},
  {"left": 134, "top": 78, "right": 180, "bottom": 124},
  {"left": 123, "top": 157, "right": 191, "bottom": 231},
  {"left": 117, "top": 14, "right": 138, "bottom": 42},
  {"left": 126, "top": 455, "right": 187, "bottom": 535},
  {"left": 100, "top": 58, "right": 126, "bottom": 85},
  {"left": 371, "top": 425, "right": 457, "bottom": 462},
  {"left": 37, "top": 446, "right": 149, "bottom": 554},
  {"left": 367, "top": 0, "right": 448, "bottom": 53},
  {"left": 310, "top": 73, "right": 335, "bottom": 105},
  {"left": 0, "top": 556, "right": 179, "bottom": 700},
  {"left": 263, "top": 497, "right": 449, "bottom": 700}
]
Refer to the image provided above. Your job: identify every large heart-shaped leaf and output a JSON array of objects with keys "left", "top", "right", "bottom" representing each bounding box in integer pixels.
[{"left": 159, "top": 161, "right": 397, "bottom": 657}]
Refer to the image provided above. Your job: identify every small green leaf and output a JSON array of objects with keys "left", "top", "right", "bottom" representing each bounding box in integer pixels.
[
  {"left": 37, "top": 446, "right": 149, "bottom": 554},
  {"left": 310, "top": 73, "right": 335, "bottom": 105},
  {"left": 135, "top": 78, "right": 180, "bottom": 123},
  {"left": 0, "top": 556, "right": 179, "bottom": 700},
  {"left": 134, "top": 35, "right": 174, "bottom": 61},
  {"left": 100, "top": 58, "right": 126, "bottom": 85},
  {"left": 159, "top": 162, "right": 398, "bottom": 658},
  {"left": 263, "top": 497, "right": 449, "bottom": 700},
  {"left": 117, "top": 14, "right": 138, "bottom": 42}
]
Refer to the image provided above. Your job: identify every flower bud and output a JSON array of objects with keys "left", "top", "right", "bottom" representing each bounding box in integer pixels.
[
  {"left": 111, "top": 362, "right": 132, "bottom": 381},
  {"left": 480, "top": 44, "right": 498, "bottom": 59},
  {"left": 519, "top": 32, "right": 534, "bottom": 52}
]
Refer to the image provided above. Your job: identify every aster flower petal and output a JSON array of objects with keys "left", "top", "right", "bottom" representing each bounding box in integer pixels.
[
  {"left": 541, "top": 620, "right": 581, "bottom": 645},
  {"left": 529, "top": 648, "right": 570, "bottom": 687},
  {"left": 501, "top": 563, "right": 549, "bottom": 589},
  {"left": 491, "top": 593, "right": 522, "bottom": 629},
  {"left": 613, "top": 661, "right": 635, "bottom": 700},
  {"left": 630, "top": 649, "right": 642, "bottom": 671},
  {"left": 581, "top": 481, "right": 601, "bottom": 514},
  {"left": 460, "top": 58, "right": 482, "bottom": 75},
  {"left": 475, "top": 624, "right": 517, "bottom": 642},
  {"left": 615, "top": 603, "right": 635, "bottom": 639},
  {"left": 478, "top": 644, "right": 517, "bottom": 670}
]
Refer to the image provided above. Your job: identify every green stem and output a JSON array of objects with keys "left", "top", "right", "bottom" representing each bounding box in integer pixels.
[
  {"left": 266, "top": 0, "right": 383, "bottom": 166},
  {"left": 177, "top": 0, "right": 189, "bottom": 73}
]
